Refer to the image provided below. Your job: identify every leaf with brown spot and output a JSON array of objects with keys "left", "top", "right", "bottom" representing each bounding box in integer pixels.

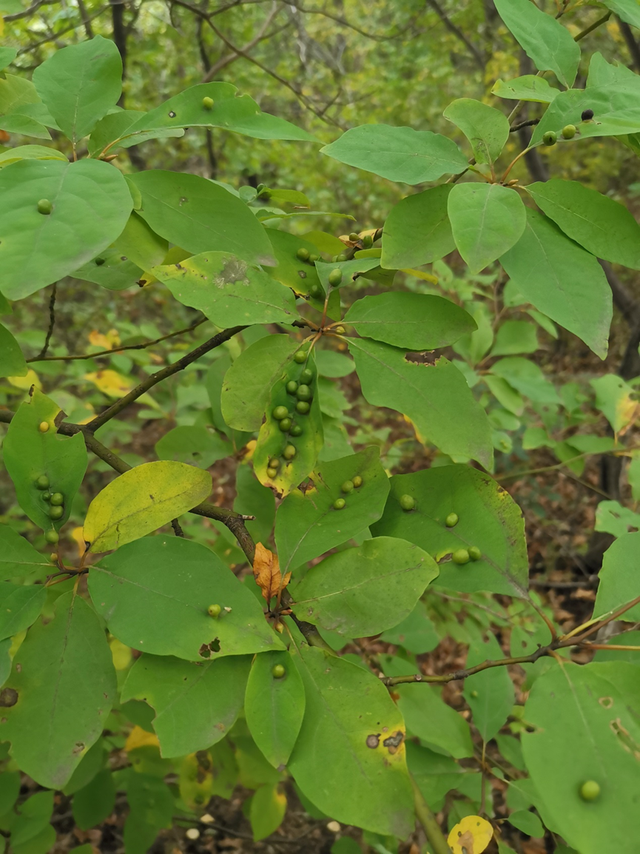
[{"left": 253, "top": 543, "right": 291, "bottom": 604}]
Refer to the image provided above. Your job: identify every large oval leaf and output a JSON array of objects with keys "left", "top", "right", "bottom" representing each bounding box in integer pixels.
[
  {"left": 381, "top": 185, "right": 455, "bottom": 269},
  {"left": 82, "top": 460, "right": 212, "bottom": 553},
  {"left": 0, "top": 158, "right": 132, "bottom": 299},
  {"left": 443, "top": 98, "right": 510, "bottom": 164},
  {"left": 593, "top": 531, "right": 640, "bottom": 622}
]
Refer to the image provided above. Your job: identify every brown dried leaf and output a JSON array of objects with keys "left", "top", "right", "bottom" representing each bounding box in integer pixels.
[{"left": 252, "top": 542, "right": 291, "bottom": 603}]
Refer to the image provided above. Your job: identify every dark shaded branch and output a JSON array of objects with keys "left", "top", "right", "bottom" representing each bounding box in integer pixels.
[
  {"left": 36, "top": 283, "right": 57, "bottom": 360},
  {"left": 425, "top": 0, "right": 485, "bottom": 69},
  {"left": 601, "top": 261, "right": 640, "bottom": 325},
  {"left": 619, "top": 18, "right": 640, "bottom": 72}
]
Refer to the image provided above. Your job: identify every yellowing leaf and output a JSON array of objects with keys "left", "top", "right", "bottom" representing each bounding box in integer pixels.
[
  {"left": 8, "top": 368, "right": 41, "bottom": 391},
  {"left": 83, "top": 460, "right": 212, "bottom": 553},
  {"left": 448, "top": 815, "right": 493, "bottom": 854},
  {"left": 125, "top": 725, "right": 159, "bottom": 752},
  {"left": 109, "top": 636, "right": 132, "bottom": 671},
  {"left": 88, "top": 328, "right": 120, "bottom": 349},
  {"left": 252, "top": 542, "right": 291, "bottom": 604},
  {"left": 84, "top": 369, "right": 134, "bottom": 398},
  {"left": 71, "top": 526, "right": 86, "bottom": 557},
  {"left": 401, "top": 268, "right": 439, "bottom": 284}
]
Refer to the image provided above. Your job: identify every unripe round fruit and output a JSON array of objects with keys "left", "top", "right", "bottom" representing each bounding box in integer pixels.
[
  {"left": 95, "top": 257, "right": 105, "bottom": 266},
  {"left": 470, "top": 690, "right": 479, "bottom": 698},
  {"left": 349, "top": 232, "right": 359, "bottom": 242},
  {"left": 445, "top": 513, "right": 458, "bottom": 528},
  {"left": 296, "top": 401, "right": 310, "bottom": 414},
  {"left": 334, "top": 326, "right": 346, "bottom": 335},
  {"left": 579, "top": 780, "right": 600, "bottom": 801},
  {"left": 272, "top": 664, "right": 286, "bottom": 678},
  {"left": 283, "top": 444, "right": 297, "bottom": 460},
  {"left": 35, "top": 475, "right": 49, "bottom": 490},
  {"left": 207, "top": 603, "right": 222, "bottom": 618},
  {"left": 333, "top": 498, "right": 346, "bottom": 510},
  {"left": 273, "top": 405, "right": 289, "bottom": 421},
  {"left": 202, "top": 96, "right": 214, "bottom": 109},
  {"left": 42, "top": 492, "right": 51, "bottom": 502},
  {"left": 542, "top": 131, "right": 557, "bottom": 146},
  {"left": 337, "top": 252, "right": 348, "bottom": 262},
  {"left": 452, "top": 548, "right": 470, "bottom": 565},
  {"left": 352, "top": 475, "right": 363, "bottom": 488},
  {"left": 581, "top": 108, "right": 594, "bottom": 121},
  {"left": 300, "top": 368, "right": 313, "bottom": 384},
  {"left": 309, "top": 285, "right": 321, "bottom": 298},
  {"left": 286, "top": 380, "right": 298, "bottom": 394},
  {"left": 49, "top": 505, "right": 63, "bottom": 520},
  {"left": 341, "top": 480, "right": 354, "bottom": 494},
  {"left": 296, "top": 384, "right": 312, "bottom": 401},
  {"left": 468, "top": 546, "right": 482, "bottom": 561},
  {"left": 38, "top": 421, "right": 50, "bottom": 433},
  {"left": 562, "top": 124, "right": 576, "bottom": 139},
  {"left": 279, "top": 418, "right": 292, "bottom": 432},
  {"left": 269, "top": 458, "right": 280, "bottom": 469},
  {"left": 266, "top": 467, "right": 278, "bottom": 479},
  {"left": 294, "top": 350, "right": 307, "bottom": 364},
  {"left": 296, "top": 247, "right": 310, "bottom": 262},
  {"left": 45, "top": 530, "right": 59, "bottom": 545},
  {"left": 309, "top": 254, "right": 320, "bottom": 263},
  {"left": 399, "top": 494, "right": 415, "bottom": 511},
  {"left": 290, "top": 424, "right": 303, "bottom": 437},
  {"left": 37, "top": 199, "right": 52, "bottom": 215},
  {"left": 50, "top": 492, "right": 64, "bottom": 506},
  {"left": 328, "top": 268, "right": 343, "bottom": 287},
  {"left": 363, "top": 234, "right": 373, "bottom": 248},
  {"left": 49, "top": 553, "right": 58, "bottom": 563}
]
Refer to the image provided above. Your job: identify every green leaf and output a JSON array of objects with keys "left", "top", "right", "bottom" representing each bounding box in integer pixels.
[
  {"left": 0, "top": 526, "right": 50, "bottom": 583},
  {"left": 71, "top": 247, "right": 143, "bottom": 291},
  {"left": 491, "top": 320, "right": 539, "bottom": 357},
  {"left": 0, "top": 322, "right": 27, "bottom": 378},
  {"left": 250, "top": 784, "right": 287, "bottom": 841},
  {"left": 32, "top": 36, "right": 122, "bottom": 144},
  {"left": 124, "top": 772, "right": 173, "bottom": 854},
  {"left": 234, "top": 462, "right": 276, "bottom": 546},
  {"left": 371, "top": 465, "right": 529, "bottom": 597},
  {"left": 262, "top": 229, "right": 324, "bottom": 299},
  {"left": 275, "top": 447, "right": 390, "bottom": 575},
  {"left": 344, "top": 292, "right": 476, "bottom": 350},
  {"left": 321, "top": 125, "right": 468, "bottom": 184},
  {"left": 0, "top": 591, "right": 116, "bottom": 789},
  {"left": 292, "top": 537, "right": 437, "bottom": 637},
  {"left": 407, "top": 743, "right": 466, "bottom": 812},
  {"left": 0, "top": 583, "right": 46, "bottom": 640},
  {"left": 348, "top": 338, "right": 493, "bottom": 469},
  {"left": 595, "top": 630, "right": 640, "bottom": 666},
  {"left": 245, "top": 649, "right": 305, "bottom": 769},
  {"left": 315, "top": 349, "right": 355, "bottom": 378},
  {"left": 590, "top": 374, "right": 636, "bottom": 433},
  {"left": 463, "top": 635, "right": 514, "bottom": 741},
  {"left": 122, "top": 653, "right": 250, "bottom": 756},
  {"left": 599, "top": 0, "right": 640, "bottom": 28},
  {"left": 0, "top": 47, "right": 17, "bottom": 71},
  {"left": 443, "top": 98, "right": 510, "bottom": 164},
  {"left": 0, "top": 159, "right": 132, "bottom": 299},
  {"left": 500, "top": 209, "right": 612, "bottom": 359},
  {"left": 484, "top": 375, "right": 524, "bottom": 416},
  {"left": 83, "top": 460, "right": 212, "bottom": 553},
  {"left": 221, "top": 335, "right": 299, "bottom": 432},
  {"left": 62, "top": 738, "right": 105, "bottom": 795},
  {"left": 9, "top": 791, "right": 55, "bottom": 854},
  {"left": 380, "top": 602, "right": 439, "bottom": 654},
  {"left": 3, "top": 389, "right": 88, "bottom": 534},
  {"left": 0, "top": 75, "right": 51, "bottom": 139},
  {"left": 72, "top": 769, "right": 116, "bottom": 830},
  {"left": 87, "top": 109, "right": 184, "bottom": 156},
  {"left": 288, "top": 645, "right": 414, "bottom": 837},
  {"left": 489, "top": 357, "right": 560, "bottom": 404},
  {"left": 522, "top": 661, "right": 640, "bottom": 854},
  {"left": 492, "top": 75, "right": 559, "bottom": 103},
  {"left": 155, "top": 425, "right": 232, "bottom": 468},
  {"left": 448, "top": 183, "right": 526, "bottom": 274},
  {"left": 493, "top": 0, "right": 580, "bottom": 86},
  {"left": 152, "top": 251, "right": 297, "bottom": 326},
  {"left": 527, "top": 180, "right": 640, "bottom": 270},
  {"left": 129, "top": 171, "right": 275, "bottom": 267},
  {"left": 0, "top": 145, "right": 67, "bottom": 170},
  {"left": 88, "top": 535, "right": 284, "bottom": 660},
  {"left": 381, "top": 185, "right": 455, "bottom": 269},
  {"left": 593, "top": 532, "right": 640, "bottom": 621},
  {"left": 111, "top": 211, "right": 168, "bottom": 271}
]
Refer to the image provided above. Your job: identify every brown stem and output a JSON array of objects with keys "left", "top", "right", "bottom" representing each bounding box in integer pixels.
[
  {"left": 37, "top": 283, "right": 57, "bottom": 360},
  {"left": 410, "top": 773, "right": 451, "bottom": 854}
]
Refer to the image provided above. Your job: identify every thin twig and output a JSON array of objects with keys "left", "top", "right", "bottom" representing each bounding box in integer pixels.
[{"left": 36, "top": 283, "right": 57, "bottom": 360}]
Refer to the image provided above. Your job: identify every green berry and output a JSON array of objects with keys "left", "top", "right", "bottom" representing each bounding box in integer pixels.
[
  {"left": 300, "top": 368, "right": 313, "bottom": 384},
  {"left": 286, "top": 380, "right": 298, "bottom": 394},
  {"left": 279, "top": 418, "right": 292, "bottom": 432},
  {"left": 445, "top": 513, "right": 459, "bottom": 528},
  {"left": 561, "top": 124, "right": 576, "bottom": 139},
  {"left": 296, "top": 384, "right": 312, "bottom": 401},
  {"left": 266, "top": 467, "right": 278, "bottom": 479},
  {"left": 309, "top": 254, "right": 320, "bottom": 263},
  {"left": 49, "top": 505, "right": 63, "bottom": 520},
  {"left": 283, "top": 444, "right": 297, "bottom": 460},
  {"left": 295, "top": 401, "right": 310, "bottom": 414},
  {"left": 50, "top": 492, "right": 64, "bottom": 506},
  {"left": 363, "top": 234, "right": 373, "bottom": 248},
  {"left": 328, "top": 268, "right": 343, "bottom": 287},
  {"left": 452, "top": 548, "right": 470, "bottom": 565},
  {"left": 337, "top": 252, "right": 348, "bottom": 262},
  {"left": 42, "top": 492, "right": 51, "bottom": 502},
  {"left": 542, "top": 131, "right": 557, "bottom": 146},
  {"left": 579, "top": 780, "right": 601, "bottom": 801},
  {"left": 294, "top": 350, "right": 307, "bottom": 364},
  {"left": 35, "top": 475, "right": 50, "bottom": 490},
  {"left": 45, "top": 530, "right": 59, "bottom": 545},
  {"left": 38, "top": 421, "right": 50, "bottom": 433},
  {"left": 334, "top": 326, "right": 346, "bottom": 335},
  {"left": 290, "top": 424, "right": 303, "bottom": 437},
  {"left": 341, "top": 480, "right": 354, "bottom": 494},
  {"left": 296, "top": 247, "right": 310, "bottom": 262},
  {"left": 333, "top": 498, "right": 346, "bottom": 510},
  {"left": 269, "top": 458, "right": 280, "bottom": 469},
  {"left": 468, "top": 546, "right": 482, "bottom": 561},
  {"left": 352, "top": 475, "right": 363, "bottom": 488},
  {"left": 399, "top": 494, "right": 415, "bottom": 511},
  {"left": 207, "top": 604, "right": 222, "bottom": 618},
  {"left": 309, "top": 285, "right": 321, "bottom": 298},
  {"left": 470, "top": 690, "right": 479, "bottom": 699},
  {"left": 272, "top": 664, "right": 286, "bottom": 679},
  {"left": 49, "top": 553, "right": 58, "bottom": 564},
  {"left": 349, "top": 232, "right": 359, "bottom": 242},
  {"left": 202, "top": 96, "right": 214, "bottom": 109},
  {"left": 273, "top": 406, "right": 289, "bottom": 421},
  {"left": 37, "top": 199, "right": 52, "bottom": 215}
]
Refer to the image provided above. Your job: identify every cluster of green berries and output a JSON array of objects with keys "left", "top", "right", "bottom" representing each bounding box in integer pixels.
[
  {"left": 267, "top": 355, "right": 315, "bottom": 477},
  {"left": 452, "top": 546, "right": 482, "bottom": 565},
  {"left": 542, "top": 111, "right": 593, "bottom": 148},
  {"left": 399, "top": 498, "right": 482, "bottom": 564},
  {"left": 333, "top": 475, "right": 363, "bottom": 510},
  {"left": 35, "top": 474, "right": 65, "bottom": 543}
]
